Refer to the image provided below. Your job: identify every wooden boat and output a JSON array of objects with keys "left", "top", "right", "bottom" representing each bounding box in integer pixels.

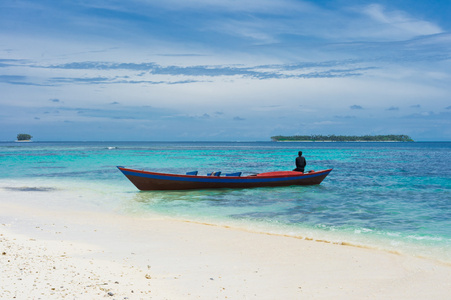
[{"left": 117, "top": 166, "right": 332, "bottom": 191}]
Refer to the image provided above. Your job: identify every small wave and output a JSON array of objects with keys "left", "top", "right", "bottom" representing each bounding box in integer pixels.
[{"left": 406, "top": 235, "right": 444, "bottom": 242}]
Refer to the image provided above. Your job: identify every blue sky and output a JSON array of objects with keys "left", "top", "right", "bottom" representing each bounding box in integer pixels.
[{"left": 1, "top": 0, "right": 450, "bottom": 141}]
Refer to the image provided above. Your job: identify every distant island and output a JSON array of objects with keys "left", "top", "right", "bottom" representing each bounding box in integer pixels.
[
  {"left": 16, "top": 133, "right": 32, "bottom": 142},
  {"left": 271, "top": 134, "right": 414, "bottom": 142}
]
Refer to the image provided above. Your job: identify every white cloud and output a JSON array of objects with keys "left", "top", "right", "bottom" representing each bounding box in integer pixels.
[
  {"left": 151, "top": 0, "right": 314, "bottom": 14},
  {"left": 362, "top": 4, "right": 443, "bottom": 37},
  {"left": 312, "top": 121, "right": 339, "bottom": 126},
  {"left": 212, "top": 19, "right": 279, "bottom": 44}
]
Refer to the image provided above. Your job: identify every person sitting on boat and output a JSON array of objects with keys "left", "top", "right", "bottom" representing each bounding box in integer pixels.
[{"left": 293, "top": 151, "right": 306, "bottom": 172}]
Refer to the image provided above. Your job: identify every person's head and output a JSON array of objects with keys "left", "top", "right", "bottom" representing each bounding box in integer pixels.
[{"left": 298, "top": 151, "right": 303, "bottom": 156}]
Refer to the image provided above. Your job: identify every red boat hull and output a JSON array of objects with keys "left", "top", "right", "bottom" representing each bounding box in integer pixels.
[{"left": 117, "top": 167, "right": 332, "bottom": 191}]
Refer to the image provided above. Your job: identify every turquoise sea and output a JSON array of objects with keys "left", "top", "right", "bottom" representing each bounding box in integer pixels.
[{"left": 1, "top": 141, "right": 450, "bottom": 262}]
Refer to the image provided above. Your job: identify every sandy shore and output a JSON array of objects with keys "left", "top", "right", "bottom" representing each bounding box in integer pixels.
[{"left": 1, "top": 192, "right": 451, "bottom": 299}]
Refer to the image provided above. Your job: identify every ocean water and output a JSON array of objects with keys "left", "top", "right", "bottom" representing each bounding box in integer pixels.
[{"left": 1, "top": 141, "right": 450, "bottom": 262}]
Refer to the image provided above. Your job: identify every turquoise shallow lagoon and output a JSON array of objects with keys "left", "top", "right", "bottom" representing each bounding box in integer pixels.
[{"left": 1, "top": 141, "right": 450, "bottom": 262}]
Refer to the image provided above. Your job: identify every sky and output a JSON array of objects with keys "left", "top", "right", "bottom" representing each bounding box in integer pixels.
[{"left": 1, "top": 0, "right": 450, "bottom": 141}]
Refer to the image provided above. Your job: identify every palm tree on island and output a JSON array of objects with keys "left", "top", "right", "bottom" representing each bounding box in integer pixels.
[{"left": 16, "top": 133, "right": 32, "bottom": 142}]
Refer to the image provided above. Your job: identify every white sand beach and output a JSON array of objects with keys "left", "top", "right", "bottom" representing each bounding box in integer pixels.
[{"left": 1, "top": 188, "right": 451, "bottom": 299}]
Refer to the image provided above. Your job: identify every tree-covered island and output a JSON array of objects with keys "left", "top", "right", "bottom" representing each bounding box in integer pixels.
[
  {"left": 16, "top": 133, "right": 33, "bottom": 141},
  {"left": 271, "top": 134, "right": 414, "bottom": 142}
]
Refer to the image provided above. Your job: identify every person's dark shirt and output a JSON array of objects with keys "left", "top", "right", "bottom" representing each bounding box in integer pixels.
[{"left": 294, "top": 156, "right": 306, "bottom": 172}]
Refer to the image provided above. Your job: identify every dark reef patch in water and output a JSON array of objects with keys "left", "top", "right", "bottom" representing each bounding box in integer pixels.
[{"left": 4, "top": 186, "right": 57, "bottom": 192}]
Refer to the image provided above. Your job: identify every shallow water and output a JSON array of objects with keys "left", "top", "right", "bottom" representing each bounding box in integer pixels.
[{"left": 1, "top": 141, "right": 450, "bottom": 262}]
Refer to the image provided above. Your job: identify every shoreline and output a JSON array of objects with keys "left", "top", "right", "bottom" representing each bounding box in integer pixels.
[
  {"left": 1, "top": 178, "right": 450, "bottom": 264},
  {"left": 1, "top": 194, "right": 451, "bottom": 298}
]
